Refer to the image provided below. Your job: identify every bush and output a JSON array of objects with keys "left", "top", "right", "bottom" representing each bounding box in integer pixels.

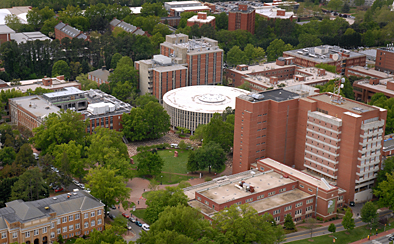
[{"left": 205, "top": 177, "right": 212, "bottom": 182}]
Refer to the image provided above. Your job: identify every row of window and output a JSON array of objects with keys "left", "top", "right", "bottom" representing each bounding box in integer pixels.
[
  {"left": 56, "top": 210, "right": 102, "bottom": 225},
  {"left": 55, "top": 219, "right": 102, "bottom": 236}
]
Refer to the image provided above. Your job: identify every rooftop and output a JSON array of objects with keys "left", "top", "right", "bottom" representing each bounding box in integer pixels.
[
  {"left": 256, "top": 7, "right": 294, "bottom": 19},
  {"left": 249, "top": 189, "right": 312, "bottom": 213},
  {"left": 43, "top": 87, "right": 86, "bottom": 99},
  {"left": 309, "top": 93, "right": 377, "bottom": 114},
  {"left": 10, "top": 32, "right": 51, "bottom": 44},
  {"left": 171, "top": 6, "right": 211, "bottom": 11},
  {"left": 197, "top": 170, "right": 295, "bottom": 204},
  {"left": 348, "top": 66, "right": 393, "bottom": 79},
  {"left": 354, "top": 78, "right": 394, "bottom": 96},
  {"left": 228, "top": 62, "right": 295, "bottom": 75},
  {"left": 165, "top": 1, "right": 202, "bottom": 6},
  {"left": 188, "top": 200, "right": 217, "bottom": 216},
  {"left": 130, "top": 7, "right": 142, "bottom": 14},
  {"left": 238, "top": 88, "right": 300, "bottom": 103},
  {"left": 163, "top": 85, "right": 249, "bottom": 113},
  {"left": 229, "top": 5, "right": 255, "bottom": 13},
  {"left": 88, "top": 68, "right": 110, "bottom": 81},
  {"left": 188, "top": 15, "right": 216, "bottom": 23},
  {"left": 2, "top": 78, "right": 79, "bottom": 93},
  {"left": 284, "top": 45, "right": 365, "bottom": 63},
  {"left": 9, "top": 95, "right": 60, "bottom": 119},
  {"left": 0, "top": 24, "right": 15, "bottom": 34},
  {"left": 377, "top": 46, "right": 394, "bottom": 54},
  {"left": 383, "top": 136, "right": 394, "bottom": 152}
]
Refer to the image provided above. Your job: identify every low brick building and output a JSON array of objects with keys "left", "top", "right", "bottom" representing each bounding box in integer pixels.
[
  {"left": 109, "top": 18, "right": 149, "bottom": 36},
  {"left": 376, "top": 47, "right": 394, "bottom": 74},
  {"left": 54, "top": 22, "right": 89, "bottom": 41},
  {"left": 0, "top": 25, "right": 15, "bottom": 45},
  {"left": 88, "top": 67, "right": 111, "bottom": 87},
  {"left": 187, "top": 12, "right": 215, "bottom": 28},
  {"left": 0, "top": 191, "right": 104, "bottom": 244}
]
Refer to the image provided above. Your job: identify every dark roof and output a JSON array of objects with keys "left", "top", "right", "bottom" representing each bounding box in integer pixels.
[
  {"left": 88, "top": 69, "right": 110, "bottom": 81},
  {"left": 229, "top": 5, "right": 255, "bottom": 13},
  {"left": 238, "top": 88, "right": 300, "bottom": 103},
  {"left": 383, "top": 138, "right": 394, "bottom": 152},
  {"left": 55, "top": 22, "right": 66, "bottom": 30},
  {"left": 109, "top": 18, "right": 122, "bottom": 27},
  {"left": 0, "top": 191, "right": 104, "bottom": 225},
  {"left": 61, "top": 25, "right": 81, "bottom": 38}
]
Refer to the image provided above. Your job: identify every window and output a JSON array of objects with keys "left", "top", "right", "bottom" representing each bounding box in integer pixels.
[
  {"left": 43, "top": 227, "right": 47, "bottom": 234},
  {"left": 295, "top": 209, "right": 302, "bottom": 215},
  {"left": 279, "top": 188, "right": 286, "bottom": 193},
  {"left": 299, "top": 184, "right": 304, "bottom": 188},
  {"left": 69, "top": 215, "right": 73, "bottom": 221},
  {"left": 62, "top": 217, "right": 67, "bottom": 223},
  {"left": 1, "top": 233, "right": 6, "bottom": 239},
  {"left": 57, "top": 229, "right": 61, "bottom": 235},
  {"left": 260, "top": 167, "right": 264, "bottom": 171},
  {"left": 268, "top": 191, "right": 275, "bottom": 196},
  {"left": 51, "top": 222, "right": 55, "bottom": 229},
  {"left": 338, "top": 196, "right": 343, "bottom": 201},
  {"left": 12, "top": 232, "right": 17, "bottom": 239},
  {"left": 62, "top": 227, "right": 67, "bottom": 233},
  {"left": 274, "top": 216, "right": 280, "bottom": 222},
  {"left": 91, "top": 212, "right": 95, "bottom": 217},
  {"left": 205, "top": 200, "right": 209, "bottom": 205},
  {"left": 308, "top": 188, "right": 313, "bottom": 192},
  {"left": 57, "top": 219, "right": 61, "bottom": 225},
  {"left": 245, "top": 198, "right": 253, "bottom": 203},
  {"left": 257, "top": 195, "right": 264, "bottom": 199},
  {"left": 98, "top": 219, "right": 102, "bottom": 225},
  {"left": 197, "top": 196, "right": 201, "bottom": 201},
  {"left": 306, "top": 199, "right": 313, "bottom": 204},
  {"left": 84, "top": 213, "right": 88, "bottom": 219},
  {"left": 84, "top": 222, "right": 88, "bottom": 229},
  {"left": 76, "top": 223, "right": 80, "bottom": 229},
  {"left": 273, "top": 209, "right": 281, "bottom": 215},
  {"left": 306, "top": 206, "right": 313, "bottom": 212},
  {"left": 285, "top": 206, "right": 292, "bottom": 211},
  {"left": 51, "top": 232, "right": 55, "bottom": 239},
  {"left": 34, "top": 230, "right": 39, "bottom": 236},
  {"left": 296, "top": 202, "right": 303, "bottom": 208},
  {"left": 25, "top": 232, "right": 30, "bottom": 238},
  {"left": 69, "top": 225, "right": 74, "bottom": 231},
  {"left": 98, "top": 210, "right": 102, "bottom": 215},
  {"left": 91, "top": 220, "right": 95, "bottom": 227},
  {"left": 76, "top": 213, "right": 80, "bottom": 220}
]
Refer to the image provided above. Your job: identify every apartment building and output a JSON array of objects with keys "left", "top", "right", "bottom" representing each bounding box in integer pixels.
[
  {"left": 54, "top": 22, "right": 89, "bottom": 41},
  {"left": 283, "top": 45, "right": 366, "bottom": 74},
  {"left": 228, "top": 4, "right": 255, "bottom": 34},
  {"left": 233, "top": 89, "right": 387, "bottom": 204},
  {"left": 375, "top": 46, "right": 394, "bottom": 74},
  {"left": 0, "top": 191, "right": 104, "bottom": 244},
  {"left": 187, "top": 12, "right": 215, "bottom": 28},
  {"left": 9, "top": 88, "right": 132, "bottom": 133},
  {"left": 186, "top": 158, "right": 345, "bottom": 222},
  {"left": 160, "top": 34, "right": 223, "bottom": 86}
]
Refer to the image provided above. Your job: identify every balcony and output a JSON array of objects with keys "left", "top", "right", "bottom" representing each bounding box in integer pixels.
[
  {"left": 357, "top": 160, "right": 379, "bottom": 168},
  {"left": 356, "top": 173, "right": 378, "bottom": 184}
]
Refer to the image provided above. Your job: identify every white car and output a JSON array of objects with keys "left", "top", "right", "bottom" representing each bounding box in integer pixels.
[
  {"left": 142, "top": 224, "right": 150, "bottom": 231},
  {"left": 33, "top": 153, "right": 39, "bottom": 160},
  {"left": 79, "top": 184, "right": 85, "bottom": 189},
  {"left": 84, "top": 188, "right": 91, "bottom": 193}
]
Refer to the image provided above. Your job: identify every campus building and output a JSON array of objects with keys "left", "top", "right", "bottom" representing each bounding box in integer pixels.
[
  {"left": 0, "top": 191, "right": 104, "bottom": 244},
  {"left": 228, "top": 4, "right": 255, "bottom": 34},
  {"left": 109, "top": 18, "right": 148, "bottom": 36},
  {"left": 185, "top": 158, "right": 345, "bottom": 222},
  {"left": 54, "top": 22, "right": 89, "bottom": 41},
  {"left": 88, "top": 67, "right": 111, "bottom": 87},
  {"left": 283, "top": 45, "right": 366, "bottom": 74},
  {"left": 187, "top": 12, "right": 215, "bottom": 28},
  {"left": 9, "top": 88, "right": 132, "bottom": 133},
  {"left": 255, "top": 7, "right": 294, "bottom": 20},
  {"left": 233, "top": 89, "right": 387, "bottom": 204},
  {"left": 0, "top": 25, "right": 15, "bottom": 44},
  {"left": 375, "top": 46, "right": 394, "bottom": 74}
]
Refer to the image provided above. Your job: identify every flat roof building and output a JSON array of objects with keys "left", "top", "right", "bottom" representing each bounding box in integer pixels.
[
  {"left": 228, "top": 4, "right": 255, "bottom": 34},
  {"left": 187, "top": 12, "right": 215, "bottom": 28},
  {"left": 283, "top": 45, "right": 366, "bottom": 74},
  {"left": 164, "top": 1, "right": 203, "bottom": 11},
  {"left": 376, "top": 46, "right": 394, "bottom": 74},
  {"left": 186, "top": 158, "right": 345, "bottom": 222},
  {"left": 255, "top": 6, "right": 294, "bottom": 20},
  {"left": 233, "top": 89, "right": 387, "bottom": 204},
  {"left": 10, "top": 32, "right": 51, "bottom": 44}
]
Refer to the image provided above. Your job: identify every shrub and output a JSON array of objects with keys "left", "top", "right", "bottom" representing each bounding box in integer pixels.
[{"left": 205, "top": 177, "right": 212, "bottom": 182}]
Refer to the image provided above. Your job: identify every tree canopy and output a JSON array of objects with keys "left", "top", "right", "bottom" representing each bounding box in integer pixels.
[
  {"left": 10, "top": 167, "right": 48, "bottom": 202},
  {"left": 187, "top": 141, "right": 226, "bottom": 174},
  {"left": 374, "top": 172, "right": 394, "bottom": 210},
  {"left": 342, "top": 208, "right": 355, "bottom": 232},
  {"left": 360, "top": 201, "right": 378, "bottom": 227}
]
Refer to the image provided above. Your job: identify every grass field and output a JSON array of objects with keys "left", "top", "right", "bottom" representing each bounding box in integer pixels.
[{"left": 132, "top": 209, "right": 148, "bottom": 224}]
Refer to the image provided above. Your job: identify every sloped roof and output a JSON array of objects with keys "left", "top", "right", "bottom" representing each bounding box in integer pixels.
[
  {"left": 133, "top": 28, "right": 145, "bottom": 36},
  {"left": 88, "top": 69, "right": 110, "bottom": 81},
  {"left": 55, "top": 22, "right": 66, "bottom": 30},
  {"left": 109, "top": 18, "right": 121, "bottom": 27},
  {"left": 6, "top": 200, "right": 46, "bottom": 221}
]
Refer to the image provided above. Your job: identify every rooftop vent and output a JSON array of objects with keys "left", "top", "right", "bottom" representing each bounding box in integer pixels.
[
  {"left": 45, "top": 207, "right": 49, "bottom": 210},
  {"left": 53, "top": 197, "right": 57, "bottom": 200}
]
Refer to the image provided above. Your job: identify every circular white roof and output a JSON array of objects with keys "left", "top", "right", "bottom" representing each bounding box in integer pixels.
[{"left": 163, "top": 85, "right": 249, "bottom": 113}]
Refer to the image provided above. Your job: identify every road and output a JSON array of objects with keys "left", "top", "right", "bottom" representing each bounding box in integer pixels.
[
  {"left": 284, "top": 210, "right": 393, "bottom": 243},
  {"left": 366, "top": 234, "right": 394, "bottom": 244},
  {"left": 109, "top": 208, "right": 143, "bottom": 243}
]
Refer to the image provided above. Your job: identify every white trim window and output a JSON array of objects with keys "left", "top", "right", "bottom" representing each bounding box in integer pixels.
[
  {"left": 57, "top": 229, "right": 61, "bottom": 235},
  {"left": 12, "top": 232, "right": 17, "bottom": 239},
  {"left": 62, "top": 227, "right": 67, "bottom": 233},
  {"left": 97, "top": 219, "right": 102, "bottom": 225},
  {"left": 34, "top": 230, "right": 39, "bottom": 236},
  {"left": 62, "top": 217, "right": 67, "bottom": 223},
  {"left": 69, "top": 215, "right": 73, "bottom": 221},
  {"left": 1, "top": 232, "right": 6, "bottom": 239},
  {"left": 97, "top": 210, "right": 102, "bottom": 215},
  {"left": 57, "top": 219, "right": 60, "bottom": 225},
  {"left": 76, "top": 223, "right": 80, "bottom": 229},
  {"left": 43, "top": 227, "right": 47, "bottom": 234},
  {"left": 25, "top": 232, "right": 30, "bottom": 238},
  {"left": 75, "top": 213, "right": 80, "bottom": 220},
  {"left": 91, "top": 212, "right": 95, "bottom": 217},
  {"left": 84, "top": 222, "right": 88, "bottom": 229},
  {"left": 51, "top": 222, "right": 55, "bottom": 229},
  {"left": 84, "top": 213, "right": 88, "bottom": 219},
  {"left": 69, "top": 225, "right": 74, "bottom": 231},
  {"left": 51, "top": 232, "right": 55, "bottom": 239},
  {"left": 91, "top": 220, "right": 95, "bottom": 227}
]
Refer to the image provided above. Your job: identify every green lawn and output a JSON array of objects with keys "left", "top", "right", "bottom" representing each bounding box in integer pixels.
[
  {"left": 132, "top": 209, "right": 149, "bottom": 224},
  {"left": 65, "top": 238, "right": 77, "bottom": 244},
  {"left": 157, "top": 172, "right": 192, "bottom": 185},
  {"left": 288, "top": 218, "right": 394, "bottom": 244}
]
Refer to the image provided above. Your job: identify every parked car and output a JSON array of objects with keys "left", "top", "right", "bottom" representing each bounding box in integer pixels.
[
  {"left": 389, "top": 235, "right": 394, "bottom": 241},
  {"left": 142, "top": 224, "right": 150, "bottom": 231},
  {"left": 126, "top": 225, "right": 132, "bottom": 230},
  {"left": 79, "top": 184, "right": 85, "bottom": 189},
  {"left": 110, "top": 205, "right": 116, "bottom": 210},
  {"left": 33, "top": 153, "right": 39, "bottom": 160},
  {"left": 135, "top": 221, "right": 142, "bottom": 227},
  {"left": 129, "top": 217, "right": 136, "bottom": 223},
  {"left": 109, "top": 214, "right": 115, "bottom": 220},
  {"left": 122, "top": 213, "right": 130, "bottom": 218},
  {"left": 55, "top": 187, "right": 64, "bottom": 193},
  {"left": 84, "top": 188, "right": 91, "bottom": 193}
]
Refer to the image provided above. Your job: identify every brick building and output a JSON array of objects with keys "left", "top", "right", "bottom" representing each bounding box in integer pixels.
[
  {"left": 54, "top": 22, "right": 89, "bottom": 41},
  {"left": 160, "top": 17, "right": 181, "bottom": 27},
  {"left": 9, "top": 88, "right": 132, "bottom": 133},
  {"left": 283, "top": 45, "right": 366, "bottom": 74},
  {"left": 233, "top": 89, "right": 387, "bottom": 204},
  {"left": 187, "top": 12, "right": 215, "bottom": 28},
  {"left": 169, "top": 6, "right": 211, "bottom": 17},
  {"left": 185, "top": 158, "right": 346, "bottom": 222},
  {"left": 228, "top": 4, "right": 255, "bottom": 34},
  {"left": 160, "top": 34, "right": 223, "bottom": 86},
  {"left": 255, "top": 7, "right": 294, "bottom": 21},
  {"left": 375, "top": 47, "right": 394, "bottom": 74},
  {"left": 345, "top": 65, "right": 394, "bottom": 79},
  {"left": 0, "top": 191, "right": 104, "bottom": 244},
  {"left": 0, "top": 25, "right": 15, "bottom": 45},
  {"left": 109, "top": 18, "right": 148, "bottom": 36},
  {"left": 88, "top": 67, "right": 111, "bottom": 87},
  {"left": 353, "top": 77, "right": 394, "bottom": 103}
]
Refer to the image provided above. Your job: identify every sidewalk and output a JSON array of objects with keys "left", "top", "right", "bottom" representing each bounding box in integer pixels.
[{"left": 350, "top": 227, "right": 394, "bottom": 244}]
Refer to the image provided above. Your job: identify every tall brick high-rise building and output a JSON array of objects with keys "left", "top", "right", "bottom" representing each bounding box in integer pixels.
[
  {"left": 375, "top": 46, "right": 394, "bottom": 74},
  {"left": 233, "top": 89, "right": 387, "bottom": 204},
  {"left": 228, "top": 4, "right": 255, "bottom": 34}
]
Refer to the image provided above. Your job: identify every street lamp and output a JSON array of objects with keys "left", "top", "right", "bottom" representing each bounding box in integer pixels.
[{"left": 161, "top": 175, "right": 163, "bottom": 185}]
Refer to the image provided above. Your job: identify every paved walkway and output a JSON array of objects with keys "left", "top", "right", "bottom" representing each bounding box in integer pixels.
[{"left": 350, "top": 227, "right": 394, "bottom": 244}]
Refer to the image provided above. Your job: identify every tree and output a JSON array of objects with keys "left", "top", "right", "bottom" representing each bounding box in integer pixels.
[
  {"left": 57, "top": 234, "right": 64, "bottom": 244},
  {"left": 374, "top": 172, "right": 394, "bottom": 210},
  {"left": 135, "top": 150, "right": 164, "bottom": 177},
  {"left": 306, "top": 218, "right": 318, "bottom": 239},
  {"left": 52, "top": 60, "right": 70, "bottom": 80},
  {"left": 204, "top": 113, "right": 234, "bottom": 152},
  {"left": 328, "top": 223, "right": 336, "bottom": 233},
  {"left": 141, "top": 2, "right": 168, "bottom": 17},
  {"left": 266, "top": 39, "right": 293, "bottom": 62},
  {"left": 341, "top": 3, "right": 350, "bottom": 13},
  {"left": 69, "top": 61, "right": 82, "bottom": 80},
  {"left": 360, "top": 201, "right": 378, "bottom": 228},
  {"left": 354, "top": 0, "right": 365, "bottom": 6},
  {"left": 215, "top": 12, "right": 228, "bottom": 30},
  {"left": 5, "top": 14, "right": 23, "bottom": 32},
  {"left": 138, "top": 205, "right": 215, "bottom": 244},
  {"left": 342, "top": 208, "right": 355, "bottom": 232},
  {"left": 212, "top": 204, "right": 285, "bottom": 244},
  {"left": 298, "top": 34, "right": 322, "bottom": 48},
  {"left": 52, "top": 141, "right": 86, "bottom": 181},
  {"left": 0, "top": 147, "right": 16, "bottom": 165},
  {"left": 85, "top": 166, "right": 131, "bottom": 215},
  {"left": 10, "top": 167, "right": 48, "bottom": 201},
  {"left": 187, "top": 141, "right": 226, "bottom": 174},
  {"left": 377, "top": 157, "right": 394, "bottom": 185},
  {"left": 328, "top": 0, "right": 344, "bottom": 11},
  {"left": 32, "top": 110, "right": 89, "bottom": 154},
  {"left": 238, "top": 81, "right": 252, "bottom": 91},
  {"left": 14, "top": 143, "right": 35, "bottom": 168},
  {"left": 110, "top": 53, "right": 122, "bottom": 69},
  {"left": 226, "top": 46, "right": 246, "bottom": 66},
  {"left": 76, "top": 73, "right": 98, "bottom": 90},
  {"left": 190, "top": 124, "right": 206, "bottom": 142},
  {"left": 0, "top": 176, "right": 18, "bottom": 207},
  {"left": 144, "top": 186, "right": 188, "bottom": 224},
  {"left": 135, "top": 94, "right": 158, "bottom": 108},
  {"left": 284, "top": 214, "right": 295, "bottom": 230}
]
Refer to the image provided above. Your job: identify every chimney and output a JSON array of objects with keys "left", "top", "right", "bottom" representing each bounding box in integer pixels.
[
  {"left": 239, "top": 4, "right": 248, "bottom": 11},
  {"left": 42, "top": 77, "right": 52, "bottom": 86},
  {"left": 56, "top": 75, "right": 64, "bottom": 80},
  {"left": 198, "top": 12, "right": 207, "bottom": 20},
  {"left": 102, "top": 66, "right": 106, "bottom": 71}
]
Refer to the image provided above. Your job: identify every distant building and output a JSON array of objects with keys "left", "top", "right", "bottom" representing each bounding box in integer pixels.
[
  {"left": 88, "top": 67, "right": 111, "bottom": 87},
  {"left": 160, "top": 16, "right": 182, "bottom": 27},
  {"left": 186, "top": 158, "right": 346, "bottom": 222},
  {"left": 0, "top": 191, "right": 104, "bottom": 244},
  {"left": 129, "top": 6, "right": 142, "bottom": 14},
  {"left": 169, "top": 6, "right": 211, "bottom": 17},
  {"left": 54, "top": 22, "right": 89, "bottom": 41},
  {"left": 375, "top": 46, "right": 394, "bottom": 74},
  {"left": 228, "top": 4, "right": 255, "bottom": 34},
  {"left": 353, "top": 77, "right": 394, "bottom": 103},
  {"left": 283, "top": 45, "right": 366, "bottom": 74},
  {"left": 0, "top": 25, "right": 15, "bottom": 44},
  {"left": 187, "top": 12, "right": 215, "bottom": 28},
  {"left": 10, "top": 32, "right": 51, "bottom": 44},
  {"left": 9, "top": 88, "right": 132, "bottom": 133},
  {"left": 256, "top": 7, "right": 294, "bottom": 21},
  {"left": 0, "top": 6, "right": 31, "bottom": 25},
  {"left": 164, "top": 1, "right": 203, "bottom": 11},
  {"left": 109, "top": 18, "right": 149, "bottom": 36},
  {"left": 346, "top": 65, "right": 393, "bottom": 79}
]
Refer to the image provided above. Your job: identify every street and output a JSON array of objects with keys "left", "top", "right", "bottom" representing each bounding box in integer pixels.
[
  {"left": 108, "top": 208, "right": 143, "bottom": 242},
  {"left": 367, "top": 234, "right": 393, "bottom": 244}
]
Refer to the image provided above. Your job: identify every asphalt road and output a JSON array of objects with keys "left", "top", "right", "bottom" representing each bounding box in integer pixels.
[
  {"left": 367, "top": 234, "right": 394, "bottom": 244},
  {"left": 284, "top": 210, "right": 393, "bottom": 243},
  {"left": 109, "top": 208, "right": 143, "bottom": 242}
]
